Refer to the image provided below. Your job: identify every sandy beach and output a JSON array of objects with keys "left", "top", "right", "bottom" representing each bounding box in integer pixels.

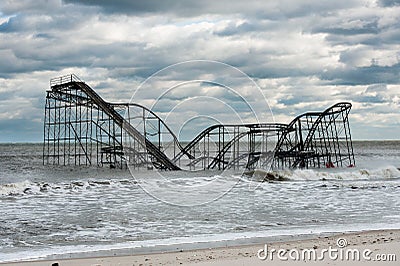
[{"left": 2, "top": 229, "right": 398, "bottom": 266}]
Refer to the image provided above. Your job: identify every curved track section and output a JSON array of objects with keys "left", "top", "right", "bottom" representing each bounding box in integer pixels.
[
  {"left": 273, "top": 102, "right": 355, "bottom": 169},
  {"left": 174, "top": 123, "right": 288, "bottom": 171}
]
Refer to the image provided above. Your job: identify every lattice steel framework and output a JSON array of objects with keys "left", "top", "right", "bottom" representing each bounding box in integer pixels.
[
  {"left": 43, "top": 74, "right": 355, "bottom": 170},
  {"left": 273, "top": 103, "right": 355, "bottom": 169}
]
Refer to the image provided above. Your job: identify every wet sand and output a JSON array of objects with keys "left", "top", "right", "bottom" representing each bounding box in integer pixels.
[{"left": 2, "top": 229, "right": 399, "bottom": 266}]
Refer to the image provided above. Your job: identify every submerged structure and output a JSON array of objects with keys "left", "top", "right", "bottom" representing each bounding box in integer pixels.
[{"left": 43, "top": 74, "right": 355, "bottom": 170}]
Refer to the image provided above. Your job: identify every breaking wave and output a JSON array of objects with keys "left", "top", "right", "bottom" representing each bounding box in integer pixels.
[
  {"left": 1, "top": 166, "right": 399, "bottom": 197},
  {"left": 246, "top": 166, "right": 400, "bottom": 182},
  {"left": 0, "top": 179, "right": 138, "bottom": 197}
]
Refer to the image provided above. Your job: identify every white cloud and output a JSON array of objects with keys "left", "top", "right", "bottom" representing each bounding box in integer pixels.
[{"left": 0, "top": 0, "right": 399, "bottom": 141}]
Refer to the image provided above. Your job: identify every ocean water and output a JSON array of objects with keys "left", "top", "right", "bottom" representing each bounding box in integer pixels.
[{"left": 0, "top": 141, "right": 399, "bottom": 262}]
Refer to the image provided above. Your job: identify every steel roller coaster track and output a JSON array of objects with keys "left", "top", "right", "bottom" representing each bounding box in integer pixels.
[{"left": 43, "top": 74, "right": 355, "bottom": 170}]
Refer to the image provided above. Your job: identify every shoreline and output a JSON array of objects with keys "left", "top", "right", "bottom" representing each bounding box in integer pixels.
[{"left": 2, "top": 229, "right": 399, "bottom": 265}]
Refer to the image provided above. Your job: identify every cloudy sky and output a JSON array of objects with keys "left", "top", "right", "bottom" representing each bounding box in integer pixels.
[{"left": 0, "top": 0, "right": 399, "bottom": 141}]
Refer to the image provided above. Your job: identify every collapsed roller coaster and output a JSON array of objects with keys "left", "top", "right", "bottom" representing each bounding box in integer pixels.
[{"left": 43, "top": 74, "right": 355, "bottom": 170}]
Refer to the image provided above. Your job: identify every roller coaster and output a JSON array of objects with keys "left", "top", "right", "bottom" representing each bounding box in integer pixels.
[{"left": 43, "top": 74, "right": 355, "bottom": 170}]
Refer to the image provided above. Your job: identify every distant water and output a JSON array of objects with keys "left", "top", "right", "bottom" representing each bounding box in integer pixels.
[{"left": 0, "top": 141, "right": 399, "bottom": 262}]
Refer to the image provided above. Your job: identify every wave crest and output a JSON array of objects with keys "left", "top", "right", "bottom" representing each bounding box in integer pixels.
[
  {"left": 246, "top": 166, "right": 400, "bottom": 182},
  {"left": 0, "top": 179, "right": 138, "bottom": 196}
]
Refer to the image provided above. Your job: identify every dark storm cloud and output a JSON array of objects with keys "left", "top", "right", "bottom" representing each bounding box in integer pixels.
[
  {"left": 0, "top": 35, "right": 153, "bottom": 77},
  {"left": 63, "top": 0, "right": 197, "bottom": 14},
  {"left": 320, "top": 63, "right": 400, "bottom": 85},
  {"left": 316, "top": 20, "right": 400, "bottom": 47},
  {"left": 63, "top": 0, "right": 361, "bottom": 18},
  {"left": 0, "top": 0, "right": 61, "bottom": 15},
  {"left": 313, "top": 20, "right": 380, "bottom": 36},
  {"left": 0, "top": 0, "right": 377, "bottom": 81},
  {"left": 0, "top": 50, "right": 42, "bottom": 77},
  {"left": 378, "top": 0, "right": 400, "bottom": 7}
]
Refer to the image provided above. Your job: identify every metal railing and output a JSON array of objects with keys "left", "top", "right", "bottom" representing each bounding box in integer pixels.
[{"left": 50, "top": 74, "right": 82, "bottom": 87}]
